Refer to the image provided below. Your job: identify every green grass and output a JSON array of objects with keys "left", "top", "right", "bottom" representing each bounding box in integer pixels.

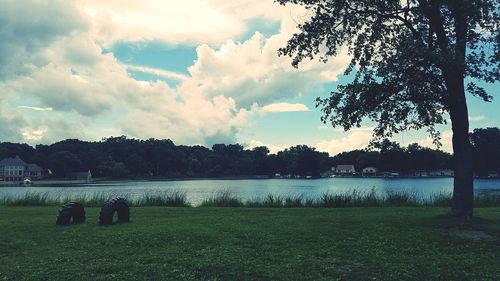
[{"left": 1, "top": 206, "right": 500, "bottom": 280}]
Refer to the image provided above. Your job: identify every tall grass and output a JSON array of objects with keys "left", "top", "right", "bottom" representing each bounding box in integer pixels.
[
  {"left": 1, "top": 190, "right": 500, "bottom": 208},
  {"left": 474, "top": 192, "right": 500, "bottom": 208},
  {"left": 428, "top": 193, "right": 453, "bottom": 207},
  {"left": 0, "top": 190, "right": 190, "bottom": 207},
  {"left": 134, "top": 191, "right": 190, "bottom": 207},
  {"left": 0, "top": 192, "right": 58, "bottom": 206},
  {"left": 201, "top": 189, "right": 433, "bottom": 208},
  {"left": 200, "top": 190, "right": 244, "bottom": 207}
]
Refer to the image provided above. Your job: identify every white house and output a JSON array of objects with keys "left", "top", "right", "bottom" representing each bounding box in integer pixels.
[{"left": 0, "top": 156, "right": 43, "bottom": 182}]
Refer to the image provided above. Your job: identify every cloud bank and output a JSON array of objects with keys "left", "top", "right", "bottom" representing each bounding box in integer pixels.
[{"left": 0, "top": 0, "right": 349, "bottom": 146}]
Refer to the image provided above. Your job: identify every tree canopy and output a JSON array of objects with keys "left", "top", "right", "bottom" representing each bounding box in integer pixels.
[
  {"left": 277, "top": 0, "right": 498, "bottom": 141},
  {"left": 277, "top": 0, "right": 499, "bottom": 217},
  {"left": 2, "top": 133, "right": 499, "bottom": 178}
]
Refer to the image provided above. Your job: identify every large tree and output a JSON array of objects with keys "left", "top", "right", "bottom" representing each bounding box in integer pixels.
[{"left": 277, "top": 0, "right": 499, "bottom": 217}]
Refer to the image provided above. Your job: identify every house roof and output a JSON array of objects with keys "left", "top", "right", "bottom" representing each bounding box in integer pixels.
[
  {"left": 336, "top": 164, "right": 355, "bottom": 171},
  {"left": 0, "top": 156, "right": 27, "bottom": 166}
]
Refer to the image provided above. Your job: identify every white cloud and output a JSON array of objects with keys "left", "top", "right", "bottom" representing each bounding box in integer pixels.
[
  {"left": 247, "top": 140, "right": 291, "bottom": 154},
  {"left": 469, "top": 115, "right": 485, "bottom": 122},
  {"left": 0, "top": 97, "right": 26, "bottom": 142},
  {"left": 417, "top": 130, "right": 453, "bottom": 153},
  {"left": 121, "top": 94, "right": 257, "bottom": 145},
  {"left": 316, "top": 130, "right": 373, "bottom": 156},
  {"left": 184, "top": 32, "right": 349, "bottom": 107},
  {"left": 262, "top": 103, "right": 309, "bottom": 113},
  {"left": 0, "top": 0, "right": 350, "bottom": 146},
  {"left": 126, "top": 65, "right": 188, "bottom": 81},
  {"left": 82, "top": 0, "right": 244, "bottom": 45},
  {"left": 17, "top": 106, "right": 53, "bottom": 111},
  {"left": 0, "top": 0, "right": 87, "bottom": 80},
  {"left": 21, "top": 127, "right": 48, "bottom": 141},
  {"left": 80, "top": 0, "right": 307, "bottom": 46},
  {"left": 15, "top": 63, "right": 115, "bottom": 116}
]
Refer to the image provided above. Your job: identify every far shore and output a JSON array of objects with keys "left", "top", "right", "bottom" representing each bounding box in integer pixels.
[{"left": 0, "top": 174, "right": 486, "bottom": 187}]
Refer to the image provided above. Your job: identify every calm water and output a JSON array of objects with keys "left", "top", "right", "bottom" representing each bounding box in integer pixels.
[{"left": 1, "top": 178, "right": 500, "bottom": 205}]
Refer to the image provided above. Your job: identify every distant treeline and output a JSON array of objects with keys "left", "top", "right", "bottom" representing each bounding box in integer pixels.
[{"left": 0, "top": 127, "right": 498, "bottom": 178}]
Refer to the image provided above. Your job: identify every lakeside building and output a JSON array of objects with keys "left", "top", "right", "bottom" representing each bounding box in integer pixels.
[
  {"left": 0, "top": 156, "right": 43, "bottom": 182},
  {"left": 335, "top": 165, "right": 356, "bottom": 176},
  {"left": 428, "top": 169, "right": 454, "bottom": 177},
  {"left": 362, "top": 167, "right": 378, "bottom": 177}
]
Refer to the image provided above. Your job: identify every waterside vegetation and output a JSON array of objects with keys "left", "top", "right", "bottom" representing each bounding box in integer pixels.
[{"left": 2, "top": 190, "right": 500, "bottom": 208}]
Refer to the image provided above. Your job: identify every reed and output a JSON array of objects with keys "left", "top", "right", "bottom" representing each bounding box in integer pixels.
[
  {"left": 200, "top": 190, "right": 244, "bottom": 207},
  {"left": 133, "top": 191, "right": 190, "bottom": 207},
  {"left": 2, "top": 189, "right": 500, "bottom": 208}
]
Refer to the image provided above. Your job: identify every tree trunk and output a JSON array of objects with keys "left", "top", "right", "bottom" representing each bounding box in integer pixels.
[{"left": 447, "top": 76, "right": 474, "bottom": 218}]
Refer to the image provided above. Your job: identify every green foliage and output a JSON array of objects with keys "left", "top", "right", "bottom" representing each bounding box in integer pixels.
[
  {"left": 332, "top": 140, "right": 452, "bottom": 172},
  {"left": 277, "top": 145, "right": 329, "bottom": 176},
  {"left": 277, "top": 0, "right": 499, "bottom": 142},
  {"left": 1, "top": 131, "right": 500, "bottom": 178},
  {"left": 470, "top": 127, "right": 500, "bottom": 176},
  {"left": 97, "top": 159, "right": 129, "bottom": 178}
]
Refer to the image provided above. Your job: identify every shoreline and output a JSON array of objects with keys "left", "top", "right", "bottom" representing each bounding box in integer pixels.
[{"left": 2, "top": 175, "right": 493, "bottom": 187}]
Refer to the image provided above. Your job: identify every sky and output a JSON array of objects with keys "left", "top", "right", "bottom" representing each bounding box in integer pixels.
[{"left": 0, "top": 0, "right": 498, "bottom": 156}]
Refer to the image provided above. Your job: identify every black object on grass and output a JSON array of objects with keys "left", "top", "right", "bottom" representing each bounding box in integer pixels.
[
  {"left": 56, "top": 202, "right": 86, "bottom": 225},
  {"left": 99, "top": 197, "right": 130, "bottom": 225}
]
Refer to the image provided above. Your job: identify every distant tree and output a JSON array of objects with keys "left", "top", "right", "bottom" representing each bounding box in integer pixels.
[
  {"left": 406, "top": 143, "right": 452, "bottom": 171},
  {"left": 278, "top": 145, "right": 328, "bottom": 176},
  {"left": 97, "top": 159, "right": 129, "bottom": 178},
  {"left": 331, "top": 149, "right": 371, "bottom": 171},
  {"left": 277, "top": 0, "right": 499, "bottom": 217},
  {"left": 46, "top": 151, "right": 83, "bottom": 177},
  {"left": 0, "top": 142, "right": 35, "bottom": 162},
  {"left": 250, "top": 146, "right": 271, "bottom": 175},
  {"left": 211, "top": 144, "right": 246, "bottom": 175},
  {"left": 372, "top": 140, "right": 408, "bottom": 172},
  {"left": 470, "top": 128, "right": 500, "bottom": 176}
]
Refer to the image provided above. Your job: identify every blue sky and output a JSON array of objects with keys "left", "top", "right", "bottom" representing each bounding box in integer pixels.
[{"left": 0, "top": 0, "right": 498, "bottom": 156}]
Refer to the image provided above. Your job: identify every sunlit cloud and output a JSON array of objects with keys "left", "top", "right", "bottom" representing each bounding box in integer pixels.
[
  {"left": 262, "top": 103, "right": 309, "bottom": 113},
  {"left": 247, "top": 140, "right": 291, "bottom": 154},
  {"left": 17, "top": 106, "right": 53, "bottom": 111},
  {"left": 417, "top": 130, "right": 453, "bottom": 153},
  {"left": 21, "top": 127, "right": 48, "bottom": 141},
  {"left": 316, "top": 131, "right": 373, "bottom": 156},
  {"left": 469, "top": 115, "right": 486, "bottom": 122},
  {"left": 126, "top": 65, "right": 189, "bottom": 81}
]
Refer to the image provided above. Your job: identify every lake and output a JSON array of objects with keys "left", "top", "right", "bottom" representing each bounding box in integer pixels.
[{"left": 1, "top": 178, "right": 500, "bottom": 205}]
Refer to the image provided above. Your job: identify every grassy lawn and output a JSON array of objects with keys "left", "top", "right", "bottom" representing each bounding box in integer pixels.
[{"left": 1, "top": 207, "right": 500, "bottom": 280}]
